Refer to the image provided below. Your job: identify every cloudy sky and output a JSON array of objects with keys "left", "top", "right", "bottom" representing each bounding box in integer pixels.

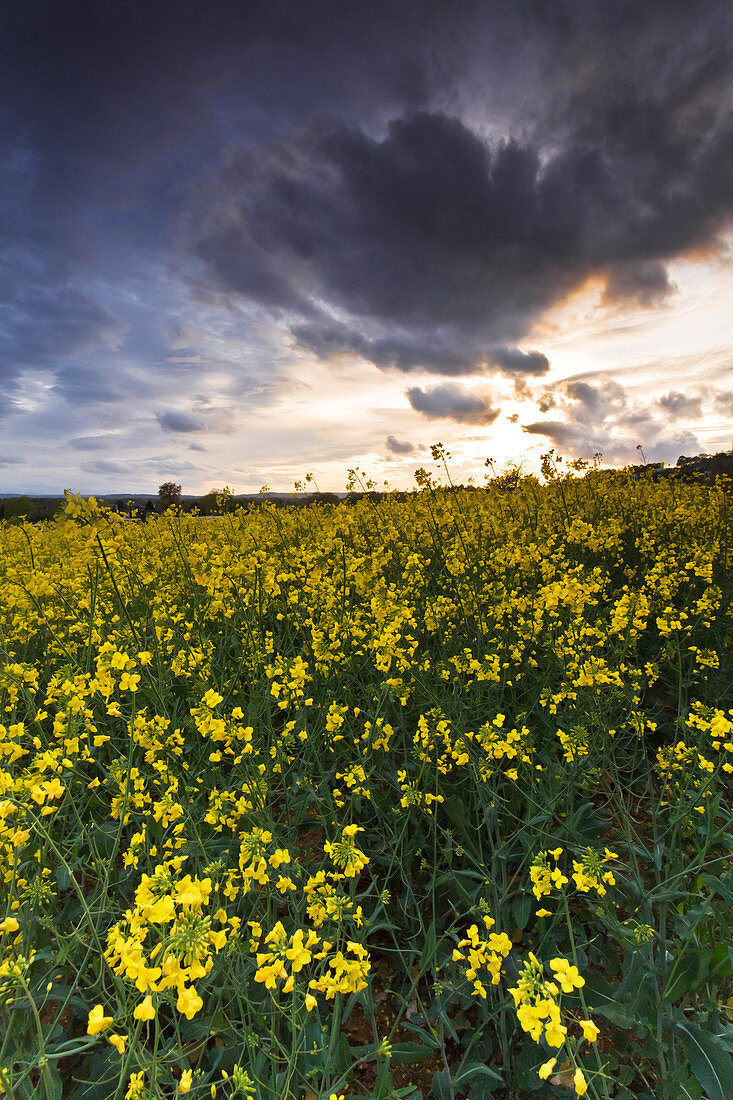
[{"left": 2, "top": 0, "right": 732, "bottom": 494}]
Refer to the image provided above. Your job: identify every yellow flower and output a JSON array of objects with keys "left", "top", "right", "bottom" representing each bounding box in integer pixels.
[
  {"left": 305, "top": 992, "right": 318, "bottom": 1011},
  {"left": 544, "top": 1016, "right": 567, "bottom": 1047},
  {"left": 574, "top": 1067, "right": 588, "bottom": 1095},
  {"left": 579, "top": 1018, "right": 600, "bottom": 1042},
  {"left": 536, "top": 909, "right": 552, "bottom": 919},
  {"left": 549, "top": 958, "right": 585, "bottom": 992},
  {"left": 87, "top": 1004, "right": 114, "bottom": 1035},
  {"left": 178, "top": 1070, "right": 193, "bottom": 1093},
  {"left": 126, "top": 1071, "right": 146, "bottom": 1099},
  {"left": 538, "top": 1057, "right": 557, "bottom": 1079},
  {"left": 146, "top": 895, "right": 176, "bottom": 924},
  {"left": 133, "top": 994, "right": 156, "bottom": 1021},
  {"left": 0, "top": 917, "right": 19, "bottom": 934},
  {"left": 177, "top": 985, "right": 204, "bottom": 1019},
  {"left": 108, "top": 1033, "right": 127, "bottom": 1054}
]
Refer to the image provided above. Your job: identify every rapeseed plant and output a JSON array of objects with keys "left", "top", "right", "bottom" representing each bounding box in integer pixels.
[{"left": 0, "top": 467, "right": 730, "bottom": 1097}]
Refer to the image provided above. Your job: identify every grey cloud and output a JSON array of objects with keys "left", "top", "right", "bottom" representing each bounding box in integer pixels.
[
  {"left": 157, "top": 411, "right": 205, "bottom": 433},
  {"left": 0, "top": 454, "right": 25, "bottom": 466},
  {"left": 537, "top": 377, "right": 628, "bottom": 425},
  {"left": 52, "top": 363, "right": 137, "bottom": 405},
  {"left": 407, "top": 384, "right": 500, "bottom": 425},
  {"left": 69, "top": 435, "right": 118, "bottom": 451},
  {"left": 156, "top": 408, "right": 238, "bottom": 434},
  {"left": 184, "top": 114, "right": 582, "bottom": 368},
  {"left": 521, "top": 367, "right": 707, "bottom": 465},
  {"left": 522, "top": 419, "right": 700, "bottom": 465},
  {"left": 1, "top": 0, "right": 732, "bottom": 466},
  {"left": 140, "top": 461, "right": 203, "bottom": 474},
  {"left": 658, "top": 391, "right": 703, "bottom": 419},
  {"left": 294, "top": 319, "right": 551, "bottom": 379},
  {"left": 565, "top": 381, "right": 602, "bottom": 409},
  {"left": 604, "top": 261, "right": 676, "bottom": 306},
  {"left": 386, "top": 435, "right": 415, "bottom": 454},
  {"left": 713, "top": 391, "right": 733, "bottom": 416},
  {"left": 0, "top": 281, "right": 124, "bottom": 364},
  {"left": 523, "top": 421, "right": 590, "bottom": 448},
  {"left": 80, "top": 459, "right": 130, "bottom": 476},
  {"left": 617, "top": 410, "right": 659, "bottom": 431},
  {"left": 185, "top": 62, "right": 733, "bottom": 375},
  {"left": 292, "top": 320, "right": 486, "bottom": 375},
  {"left": 0, "top": 248, "right": 126, "bottom": 406},
  {"left": 487, "top": 348, "right": 550, "bottom": 377},
  {"left": 566, "top": 379, "right": 626, "bottom": 420}
]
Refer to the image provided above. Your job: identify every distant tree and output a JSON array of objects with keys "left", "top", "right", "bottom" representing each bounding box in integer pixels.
[
  {"left": 158, "top": 482, "right": 182, "bottom": 511},
  {"left": 5, "top": 496, "right": 36, "bottom": 521}
]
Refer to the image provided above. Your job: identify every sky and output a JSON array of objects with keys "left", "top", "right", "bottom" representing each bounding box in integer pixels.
[{"left": 1, "top": 0, "right": 732, "bottom": 495}]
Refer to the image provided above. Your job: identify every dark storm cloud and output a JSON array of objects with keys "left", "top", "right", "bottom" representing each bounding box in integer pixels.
[
  {"left": 184, "top": 114, "right": 583, "bottom": 369},
  {"left": 604, "top": 261, "right": 676, "bottom": 307},
  {"left": 407, "top": 384, "right": 500, "bottom": 425},
  {"left": 386, "top": 435, "right": 415, "bottom": 455},
  {"left": 2, "top": 0, "right": 733, "bottom": 426},
  {"left": 185, "top": 66, "right": 733, "bottom": 371},
  {"left": 1, "top": 0, "right": 446, "bottom": 178},
  {"left": 291, "top": 321, "right": 487, "bottom": 376},
  {"left": 658, "top": 391, "right": 704, "bottom": 419}
]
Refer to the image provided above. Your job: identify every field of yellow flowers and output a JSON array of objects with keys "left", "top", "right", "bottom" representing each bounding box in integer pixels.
[{"left": 1, "top": 466, "right": 732, "bottom": 1100}]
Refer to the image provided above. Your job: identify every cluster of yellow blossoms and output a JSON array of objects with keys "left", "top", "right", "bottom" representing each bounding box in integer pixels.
[
  {"left": 251, "top": 918, "right": 370, "bottom": 1002},
  {"left": 105, "top": 861, "right": 230, "bottom": 1019},
  {"left": 509, "top": 953, "right": 599, "bottom": 1093},
  {"left": 0, "top": 470, "right": 730, "bottom": 1097},
  {"left": 451, "top": 915, "right": 513, "bottom": 998}
]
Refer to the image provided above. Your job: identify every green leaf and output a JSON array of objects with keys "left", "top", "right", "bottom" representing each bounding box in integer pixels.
[
  {"left": 512, "top": 892, "right": 531, "bottom": 930},
  {"left": 676, "top": 1020, "right": 733, "bottom": 1100},
  {"left": 709, "top": 944, "right": 733, "bottom": 982},
  {"left": 665, "top": 949, "right": 713, "bottom": 1000},
  {"left": 455, "top": 1061, "right": 503, "bottom": 1095},
  {"left": 420, "top": 919, "right": 437, "bottom": 967},
  {"left": 703, "top": 875, "right": 733, "bottom": 908},
  {"left": 455, "top": 1062, "right": 502, "bottom": 1084},
  {"left": 593, "top": 1002, "right": 638, "bottom": 1030},
  {"left": 430, "top": 1069, "right": 452, "bottom": 1100}
]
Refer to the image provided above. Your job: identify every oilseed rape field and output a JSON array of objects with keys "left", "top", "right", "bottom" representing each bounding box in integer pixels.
[{"left": 0, "top": 468, "right": 732, "bottom": 1100}]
